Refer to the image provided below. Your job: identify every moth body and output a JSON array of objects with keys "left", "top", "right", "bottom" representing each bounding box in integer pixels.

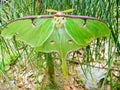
[{"left": 54, "top": 12, "right": 66, "bottom": 28}]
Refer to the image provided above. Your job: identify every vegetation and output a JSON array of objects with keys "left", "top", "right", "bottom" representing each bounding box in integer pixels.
[{"left": 0, "top": 0, "right": 120, "bottom": 90}]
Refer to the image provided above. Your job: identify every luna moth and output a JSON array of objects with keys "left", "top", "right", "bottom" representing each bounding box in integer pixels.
[{"left": 1, "top": 9, "right": 110, "bottom": 77}]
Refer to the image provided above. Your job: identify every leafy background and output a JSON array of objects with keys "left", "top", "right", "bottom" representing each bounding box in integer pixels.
[{"left": 0, "top": 0, "right": 120, "bottom": 90}]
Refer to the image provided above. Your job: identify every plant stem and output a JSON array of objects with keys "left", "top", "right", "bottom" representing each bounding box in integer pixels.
[{"left": 45, "top": 53, "right": 55, "bottom": 88}]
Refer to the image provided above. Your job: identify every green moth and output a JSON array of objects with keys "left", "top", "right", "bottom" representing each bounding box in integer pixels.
[{"left": 2, "top": 9, "right": 110, "bottom": 77}]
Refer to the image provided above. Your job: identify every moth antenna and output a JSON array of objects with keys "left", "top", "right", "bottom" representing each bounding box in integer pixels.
[
  {"left": 46, "top": 9, "right": 57, "bottom": 13},
  {"left": 62, "top": 9, "right": 74, "bottom": 13}
]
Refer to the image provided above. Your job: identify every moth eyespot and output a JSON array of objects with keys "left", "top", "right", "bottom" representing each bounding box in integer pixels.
[
  {"left": 68, "top": 40, "right": 73, "bottom": 44},
  {"left": 50, "top": 40, "right": 55, "bottom": 45}
]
